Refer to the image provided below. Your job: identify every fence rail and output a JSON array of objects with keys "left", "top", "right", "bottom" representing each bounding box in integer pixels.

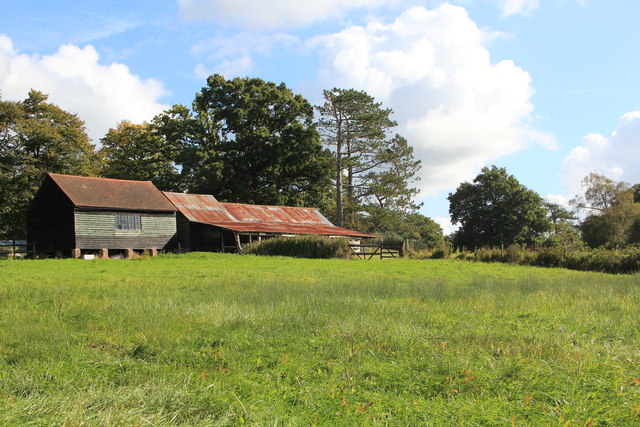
[
  {"left": 0, "top": 243, "right": 34, "bottom": 259},
  {"left": 349, "top": 242, "right": 404, "bottom": 260}
]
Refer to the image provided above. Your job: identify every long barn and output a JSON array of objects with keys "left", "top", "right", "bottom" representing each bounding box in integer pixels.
[{"left": 163, "top": 192, "right": 372, "bottom": 253}]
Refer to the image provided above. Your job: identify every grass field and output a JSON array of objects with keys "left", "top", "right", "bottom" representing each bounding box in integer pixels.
[{"left": 1, "top": 253, "right": 640, "bottom": 425}]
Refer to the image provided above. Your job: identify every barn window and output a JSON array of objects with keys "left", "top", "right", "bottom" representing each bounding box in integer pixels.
[{"left": 115, "top": 214, "right": 141, "bottom": 231}]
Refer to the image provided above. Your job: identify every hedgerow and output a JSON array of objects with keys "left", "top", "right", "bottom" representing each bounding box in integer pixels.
[{"left": 434, "top": 245, "right": 640, "bottom": 274}]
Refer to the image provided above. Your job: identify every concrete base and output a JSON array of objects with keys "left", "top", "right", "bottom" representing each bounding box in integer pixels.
[
  {"left": 71, "top": 248, "right": 81, "bottom": 259},
  {"left": 97, "top": 248, "right": 109, "bottom": 259},
  {"left": 124, "top": 248, "right": 135, "bottom": 259},
  {"left": 146, "top": 248, "right": 158, "bottom": 257}
]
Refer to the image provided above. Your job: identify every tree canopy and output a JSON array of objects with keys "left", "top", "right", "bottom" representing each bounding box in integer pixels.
[
  {"left": 448, "top": 166, "right": 550, "bottom": 249},
  {"left": 99, "top": 120, "right": 181, "bottom": 191},
  {"left": 154, "top": 75, "right": 333, "bottom": 208},
  {"left": 573, "top": 173, "right": 640, "bottom": 248},
  {"left": 0, "top": 90, "right": 98, "bottom": 239}
]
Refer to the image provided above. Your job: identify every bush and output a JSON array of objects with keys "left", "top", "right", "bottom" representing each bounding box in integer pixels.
[
  {"left": 405, "top": 248, "right": 432, "bottom": 259},
  {"left": 430, "top": 246, "right": 450, "bottom": 259},
  {"left": 457, "top": 245, "right": 640, "bottom": 274},
  {"left": 242, "top": 236, "right": 351, "bottom": 259}
]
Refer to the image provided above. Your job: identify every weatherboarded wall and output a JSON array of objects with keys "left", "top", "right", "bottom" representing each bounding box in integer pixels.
[
  {"left": 27, "top": 179, "right": 76, "bottom": 253},
  {"left": 75, "top": 210, "right": 176, "bottom": 249}
]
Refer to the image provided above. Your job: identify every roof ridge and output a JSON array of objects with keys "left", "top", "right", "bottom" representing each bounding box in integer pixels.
[
  {"left": 220, "top": 201, "right": 317, "bottom": 210},
  {"left": 48, "top": 172, "right": 153, "bottom": 184}
]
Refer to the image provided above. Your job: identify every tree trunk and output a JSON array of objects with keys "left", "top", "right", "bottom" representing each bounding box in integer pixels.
[{"left": 335, "top": 147, "right": 344, "bottom": 227}]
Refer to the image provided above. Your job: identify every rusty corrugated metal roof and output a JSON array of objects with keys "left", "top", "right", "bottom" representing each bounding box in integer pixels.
[
  {"left": 208, "top": 221, "right": 373, "bottom": 237},
  {"left": 163, "top": 192, "right": 231, "bottom": 222},
  {"left": 164, "top": 192, "right": 372, "bottom": 238},
  {"left": 48, "top": 173, "right": 176, "bottom": 212}
]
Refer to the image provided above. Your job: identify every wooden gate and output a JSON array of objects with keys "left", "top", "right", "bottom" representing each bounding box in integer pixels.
[{"left": 349, "top": 242, "right": 403, "bottom": 260}]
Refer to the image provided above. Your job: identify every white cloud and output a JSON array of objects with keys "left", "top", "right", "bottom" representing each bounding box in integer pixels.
[
  {"left": 191, "top": 32, "right": 299, "bottom": 79},
  {"left": 178, "top": 0, "right": 388, "bottom": 30},
  {"left": 310, "top": 4, "right": 553, "bottom": 197},
  {"left": 433, "top": 215, "right": 458, "bottom": 236},
  {"left": 0, "top": 34, "right": 167, "bottom": 142},
  {"left": 195, "top": 55, "right": 253, "bottom": 79},
  {"left": 497, "top": 0, "right": 539, "bottom": 17},
  {"left": 545, "top": 193, "right": 570, "bottom": 207},
  {"left": 493, "top": 0, "right": 588, "bottom": 18},
  {"left": 562, "top": 111, "right": 640, "bottom": 195}
]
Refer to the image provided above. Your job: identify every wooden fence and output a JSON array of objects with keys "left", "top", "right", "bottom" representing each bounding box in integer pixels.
[
  {"left": 349, "top": 242, "right": 404, "bottom": 260},
  {"left": 0, "top": 243, "right": 33, "bottom": 259}
]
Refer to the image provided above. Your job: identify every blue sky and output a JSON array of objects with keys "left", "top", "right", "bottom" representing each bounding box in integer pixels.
[{"left": 2, "top": 0, "right": 639, "bottom": 231}]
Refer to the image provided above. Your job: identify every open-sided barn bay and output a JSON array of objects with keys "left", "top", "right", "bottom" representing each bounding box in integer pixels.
[{"left": 1, "top": 254, "right": 640, "bottom": 424}]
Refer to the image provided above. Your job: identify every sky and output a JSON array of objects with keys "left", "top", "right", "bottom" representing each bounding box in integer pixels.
[{"left": 1, "top": 0, "right": 639, "bottom": 233}]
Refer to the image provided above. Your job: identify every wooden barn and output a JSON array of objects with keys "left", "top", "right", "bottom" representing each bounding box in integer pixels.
[
  {"left": 27, "top": 173, "right": 177, "bottom": 258},
  {"left": 163, "top": 192, "right": 371, "bottom": 253}
]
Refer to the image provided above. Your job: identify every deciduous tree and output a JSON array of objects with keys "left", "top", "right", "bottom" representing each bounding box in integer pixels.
[
  {"left": 542, "top": 201, "right": 582, "bottom": 249},
  {"left": 448, "top": 166, "right": 550, "bottom": 249},
  {"left": 0, "top": 90, "right": 98, "bottom": 241},
  {"left": 154, "top": 75, "right": 332, "bottom": 208},
  {"left": 570, "top": 173, "right": 629, "bottom": 215},
  {"left": 575, "top": 175, "right": 640, "bottom": 247},
  {"left": 99, "top": 121, "right": 180, "bottom": 190}
]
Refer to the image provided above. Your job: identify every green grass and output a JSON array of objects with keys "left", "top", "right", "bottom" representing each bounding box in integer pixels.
[{"left": 1, "top": 253, "right": 640, "bottom": 425}]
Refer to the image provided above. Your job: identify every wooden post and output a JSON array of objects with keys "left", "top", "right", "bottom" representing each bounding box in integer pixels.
[{"left": 234, "top": 232, "right": 242, "bottom": 253}]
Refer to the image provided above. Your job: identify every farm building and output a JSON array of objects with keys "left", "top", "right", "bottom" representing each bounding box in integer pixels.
[
  {"left": 163, "top": 192, "right": 371, "bottom": 253},
  {"left": 27, "top": 173, "right": 177, "bottom": 258}
]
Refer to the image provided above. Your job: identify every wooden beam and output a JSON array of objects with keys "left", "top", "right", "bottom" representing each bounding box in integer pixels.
[{"left": 234, "top": 232, "right": 242, "bottom": 253}]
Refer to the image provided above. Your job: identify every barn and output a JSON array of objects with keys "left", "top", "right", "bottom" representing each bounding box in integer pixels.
[
  {"left": 163, "top": 192, "right": 371, "bottom": 253},
  {"left": 27, "top": 173, "right": 177, "bottom": 258}
]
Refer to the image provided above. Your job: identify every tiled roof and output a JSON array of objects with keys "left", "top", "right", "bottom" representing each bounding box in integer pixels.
[{"left": 48, "top": 173, "right": 176, "bottom": 212}]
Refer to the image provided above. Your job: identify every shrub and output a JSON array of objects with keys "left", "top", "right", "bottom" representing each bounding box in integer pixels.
[
  {"left": 242, "top": 236, "right": 351, "bottom": 259},
  {"left": 406, "top": 248, "right": 433, "bottom": 259},
  {"left": 430, "top": 246, "right": 450, "bottom": 259}
]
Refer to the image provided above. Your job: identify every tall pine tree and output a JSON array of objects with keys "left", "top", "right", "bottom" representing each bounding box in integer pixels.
[{"left": 316, "top": 88, "right": 421, "bottom": 227}]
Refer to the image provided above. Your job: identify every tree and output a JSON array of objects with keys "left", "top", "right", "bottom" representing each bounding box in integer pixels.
[
  {"left": 358, "top": 207, "right": 444, "bottom": 249},
  {"left": 574, "top": 175, "right": 640, "bottom": 248},
  {"left": 402, "top": 212, "right": 445, "bottom": 249},
  {"left": 570, "top": 172, "right": 629, "bottom": 215},
  {"left": 316, "top": 88, "right": 421, "bottom": 227},
  {"left": 364, "top": 134, "right": 422, "bottom": 211},
  {"left": 153, "top": 75, "right": 332, "bottom": 208},
  {"left": 542, "top": 201, "right": 582, "bottom": 249},
  {"left": 99, "top": 121, "right": 180, "bottom": 191},
  {"left": 448, "top": 166, "right": 550, "bottom": 249},
  {"left": 0, "top": 90, "right": 98, "bottom": 240}
]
